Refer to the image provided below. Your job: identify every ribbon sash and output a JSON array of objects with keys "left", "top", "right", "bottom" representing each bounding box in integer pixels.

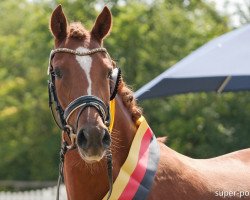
[{"left": 103, "top": 117, "right": 160, "bottom": 200}]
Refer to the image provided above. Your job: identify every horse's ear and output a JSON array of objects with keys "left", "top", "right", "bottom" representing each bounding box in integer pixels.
[
  {"left": 91, "top": 6, "right": 112, "bottom": 43},
  {"left": 50, "top": 5, "right": 68, "bottom": 41}
]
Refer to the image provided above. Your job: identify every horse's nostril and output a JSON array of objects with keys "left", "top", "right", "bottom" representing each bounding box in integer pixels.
[
  {"left": 77, "top": 129, "right": 88, "bottom": 149},
  {"left": 102, "top": 130, "right": 111, "bottom": 148}
]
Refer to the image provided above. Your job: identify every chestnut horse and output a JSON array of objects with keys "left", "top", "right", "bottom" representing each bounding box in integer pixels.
[{"left": 48, "top": 5, "right": 250, "bottom": 200}]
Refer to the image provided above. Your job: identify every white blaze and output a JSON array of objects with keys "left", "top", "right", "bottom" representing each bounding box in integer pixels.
[
  {"left": 75, "top": 47, "right": 93, "bottom": 119},
  {"left": 75, "top": 47, "right": 92, "bottom": 95}
]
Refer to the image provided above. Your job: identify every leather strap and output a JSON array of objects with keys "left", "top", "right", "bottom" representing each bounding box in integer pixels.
[{"left": 64, "top": 95, "right": 109, "bottom": 125}]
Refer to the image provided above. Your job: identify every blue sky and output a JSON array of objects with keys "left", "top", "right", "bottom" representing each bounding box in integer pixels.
[{"left": 207, "top": 0, "right": 248, "bottom": 27}]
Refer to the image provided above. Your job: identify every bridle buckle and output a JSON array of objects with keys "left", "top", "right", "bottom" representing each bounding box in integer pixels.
[{"left": 64, "top": 125, "right": 77, "bottom": 150}]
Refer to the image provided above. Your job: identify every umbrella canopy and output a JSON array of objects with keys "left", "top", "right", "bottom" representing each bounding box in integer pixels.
[{"left": 135, "top": 24, "right": 250, "bottom": 100}]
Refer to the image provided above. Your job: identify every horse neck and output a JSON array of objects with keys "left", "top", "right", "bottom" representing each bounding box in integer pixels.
[{"left": 111, "top": 95, "right": 138, "bottom": 171}]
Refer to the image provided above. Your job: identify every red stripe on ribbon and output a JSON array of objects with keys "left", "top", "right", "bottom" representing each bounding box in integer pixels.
[{"left": 119, "top": 128, "right": 153, "bottom": 200}]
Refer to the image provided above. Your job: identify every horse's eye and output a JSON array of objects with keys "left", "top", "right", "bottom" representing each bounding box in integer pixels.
[{"left": 54, "top": 68, "right": 63, "bottom": 78}]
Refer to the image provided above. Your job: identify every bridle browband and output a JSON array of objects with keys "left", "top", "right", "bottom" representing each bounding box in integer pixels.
[{"left": 48, "top": 47, "right": 117, "bottom": 200}]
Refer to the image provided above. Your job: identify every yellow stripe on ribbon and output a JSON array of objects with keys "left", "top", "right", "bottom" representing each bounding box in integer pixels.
[
  {"left": 109, "top": 99, "right": 116, "bottom": 134},
  {"left": 103, "top": 116, "right": 148, "bottom": 200}
]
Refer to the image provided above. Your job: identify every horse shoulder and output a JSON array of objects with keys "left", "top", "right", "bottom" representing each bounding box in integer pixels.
[{"left": 148, "top": 143, "right": 209, "bottom": 200}]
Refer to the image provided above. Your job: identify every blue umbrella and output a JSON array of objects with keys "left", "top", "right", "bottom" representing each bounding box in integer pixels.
[{"left": 135, "top": 24, "right": 250, "bottom": 100}]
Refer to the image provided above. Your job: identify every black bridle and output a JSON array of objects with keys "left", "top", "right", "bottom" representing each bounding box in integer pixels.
[
  {"left": 48, "top": 47, "right": 118, "bottom": 200},
  {"left": 48, "top": 48, "right": 112, "bottom": 131}
]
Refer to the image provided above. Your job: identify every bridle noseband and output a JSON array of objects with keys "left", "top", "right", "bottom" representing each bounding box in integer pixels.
[
  {"left": 48, "top": 47, "right": 120, "bottom": 200},
  {"left": 64, "top": 95, "right": 110, "bottom": 126}
]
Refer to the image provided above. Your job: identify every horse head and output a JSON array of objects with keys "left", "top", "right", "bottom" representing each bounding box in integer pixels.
[{"left": 49, "top": 5, "right": 119, "bottom": 163}]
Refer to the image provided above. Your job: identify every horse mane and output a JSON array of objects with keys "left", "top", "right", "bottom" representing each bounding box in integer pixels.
[{"left": 118, "top": 79, "right": 142, "bottom": 123}]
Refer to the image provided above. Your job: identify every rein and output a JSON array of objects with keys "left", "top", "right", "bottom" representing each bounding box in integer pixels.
[{"left": 48, "top": 47, "right": 119, "bottom": 200}]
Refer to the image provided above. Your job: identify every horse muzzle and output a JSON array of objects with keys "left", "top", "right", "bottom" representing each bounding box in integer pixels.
[{"left": 76, "top": 125, "right": 111, "bottom": 162}]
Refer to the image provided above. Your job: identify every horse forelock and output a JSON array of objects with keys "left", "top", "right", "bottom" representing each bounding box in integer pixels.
[{"left": 68, "top": 22, "right": 89, "bottom": 39}]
